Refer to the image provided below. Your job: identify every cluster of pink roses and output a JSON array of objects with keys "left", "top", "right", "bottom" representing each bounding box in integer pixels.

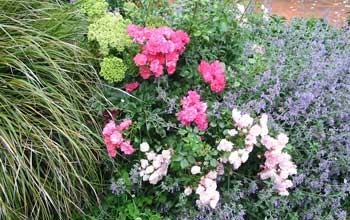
[
  {"left": 198, "top": 60, "right": 226, "bottom": 93},
  {"left": 260, "top": 133, "right": 298, "bottom": 196},
  {"left": 127, "top": 25, "right": 190, "bottom": 79},
  {"left": 102, "top": 119, "right": 134, "bottom": 157},
  {"left": 176, "top": 91, "right": 208, "bottom": 131}
]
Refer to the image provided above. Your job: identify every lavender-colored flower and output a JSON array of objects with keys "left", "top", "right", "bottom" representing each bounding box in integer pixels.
[{"left": 110, "top": 178, "right": 126, "bottom": 195}]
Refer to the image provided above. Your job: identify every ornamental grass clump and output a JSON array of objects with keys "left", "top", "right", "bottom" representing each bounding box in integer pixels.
[{"left": 0, "top": 1, "right": 104, "bottom": 219}]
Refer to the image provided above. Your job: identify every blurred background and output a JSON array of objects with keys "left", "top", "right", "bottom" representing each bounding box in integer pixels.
[{"left": 258, "top": 0, "right": 350, "bottom": 26}]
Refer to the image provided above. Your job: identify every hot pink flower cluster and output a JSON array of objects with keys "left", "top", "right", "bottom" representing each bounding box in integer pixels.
[
  {"left": 102, "top": 119, "right": 134, "bottom": 157},
  {"left": 198, "top": 60, "right": 226, "bottom": 93},
  {"left": 176, "top": 91, "right": 208, "bottom": 131},
  {"left": 127, "top": 25, "right": 190, "bottom": 79},
  {"left": 259, "top": 133, "right": 298, "bottom": 196}
]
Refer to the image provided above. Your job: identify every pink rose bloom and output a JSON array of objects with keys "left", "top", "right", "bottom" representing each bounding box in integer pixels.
[
  {"left": 107, "top": 145, "right": 117, "bottom": 157},
  {"left": 128, "top": 25, "right": 189, "bottom": 79},
  {"left": 117, "top": 119, "right": 132, "bottom": 131},
  {"left": 125, "top": 82, "right": 140, "bottom": 92},
  {"left": 150, "top": 60, "right": 164, "bottom": 77},
  {"left": 102, "top": 120, "right": 116, "bottom": 136},
  {"left": 110, "top": 131, "right": 123, "bottom": 145},
  {"left": 140, "top": 66, "right": 151, "bottom": 79},
  {"left": 133, "top": 54, "right": 147, "bottom": 66},
  {"left": 167, "top": 64, "right": 176, "bottom": 74},
  {"left": 194, "top": 114, "right": 208, "bottom": 131},
  {"left": 198, "top": 60, "right": 226, "bottom": 93},
  {"left": 120, "top": 141, "right": 135, "bottom": 155}
]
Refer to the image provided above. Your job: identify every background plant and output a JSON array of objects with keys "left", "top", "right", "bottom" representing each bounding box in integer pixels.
[{"left": 0, "top": 1, "right": 106, "bottom": 219}]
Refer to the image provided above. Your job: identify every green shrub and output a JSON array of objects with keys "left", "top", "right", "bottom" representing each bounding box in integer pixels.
[{"left": 0, "top": 1, "right": 105, "bottom": 219}]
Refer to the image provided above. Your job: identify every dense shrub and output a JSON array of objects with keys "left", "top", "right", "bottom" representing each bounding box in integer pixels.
[
  {"left": 72, "top": 1, "right": 350, "bottom": 220},
  {"left": 0, "top": 1, "right": 105, "bottom": 219}
]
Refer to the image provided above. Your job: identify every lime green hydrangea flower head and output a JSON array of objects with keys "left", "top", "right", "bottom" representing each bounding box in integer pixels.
[
  {"left": 100, "top": 56, "right": 127, "bottom": 83},
  {"left": 81, "top": 0, "right": 108, "bottom": 21},
  {"left": 88, "top": 12, "right": 132, "bottom": 55}
]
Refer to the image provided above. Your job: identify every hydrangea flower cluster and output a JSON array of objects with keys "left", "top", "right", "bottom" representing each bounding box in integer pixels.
[
  {"left": 102, "top": 119, "right": 134, "bottom": 157},
  {"left": 176, "top": 91, "right": 208, "bottom": 131},
  {"left": 259, "top": 134, "right": 298, "bottom": 196},
  {"left": 195, "top": 171, "right": 220, "bottom": 209},
  {"left": 88, "top": 13, "right": 132, "bottom": 55},
  {"left": 80, "top": 0, "right": 108, "bottom": 21},
  {"left": 99, "top": 57, "right": 127, "bottom": 83},
  {"left": 198, "top": 60, "right": 226, "bottom": 93},
  {"left": 138, "top": 142, "right": 173, "bottom": 185},
  {"left": 127, "top": 25, "right": 190, "bottom": 79}
]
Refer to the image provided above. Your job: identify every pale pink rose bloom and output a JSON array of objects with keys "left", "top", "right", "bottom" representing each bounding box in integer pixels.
[
  {"left": 277, "top": 133, "right": 289, "bottom": 146},
  {"left": 228, "top": 129, "right": 238, "bottom": 136},
  {"left": 206, "top": 171, "right": 218, "bottom": 180},
  {"left": 209, "top": 191, "right": 220, "bottom": 209},
  {"left": 149, "top": 172, "right": 160, "bottom": 185},
  {"left": 191, "top": 165, "right": 201, "bottom": 175}
]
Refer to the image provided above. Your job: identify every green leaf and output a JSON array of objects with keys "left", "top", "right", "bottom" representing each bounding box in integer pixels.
[{"left": 180, "top": 159, "right": 189, "bottom": 169}]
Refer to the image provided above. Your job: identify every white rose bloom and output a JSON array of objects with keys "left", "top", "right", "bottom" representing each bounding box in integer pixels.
[
  {"left": 140, "top": 159, "right": 149, "bottom": 169},
  {"left": 217, "top": 139, "right": 233, "bottom": 152},
  {"left": 240, "top": 150, "right": 249, "bottom": 163},
  {"left": 139, "top": 170, "right": 145, "bottom": 177},
  {"left": 145, "top": 165, "right": 155, "bottom": 174},
  {"left": 152, "top": 160, "right": 161, "bottom": 169},
  {"left": 140, "top": 142, "right": 150, "bottom": 152},
  {"left": 231, "top": 108, "right": 241, "bottom": 122},
  {"left": 146, "top": 151, "right": 156, "bottom": 161},
  {"left": 195, "top": 185, "right": 205, "bottom": 194},
  {"left": 233, "top": 160, "right": 242, "bottom": 170},
  {"left": 228, "top": 151, "right": 239, "bottom": 165},
  {"left": 237, "top": 3, "right": 245, "bottom": 14},
  {"left": 191, "top": 165, "right": 201, "bottom": 175},
  {"left": 162, "top": 149, "right": 172, "bottom": 159},
  {"left": 184, "top": 187, "right": 193, "bottom": 196},
  {"left": 142, "top": 174, "right": 149, "bottom": 181},
  {"left": 228, "top": 129, "right": 238, "bottom": 137}
]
